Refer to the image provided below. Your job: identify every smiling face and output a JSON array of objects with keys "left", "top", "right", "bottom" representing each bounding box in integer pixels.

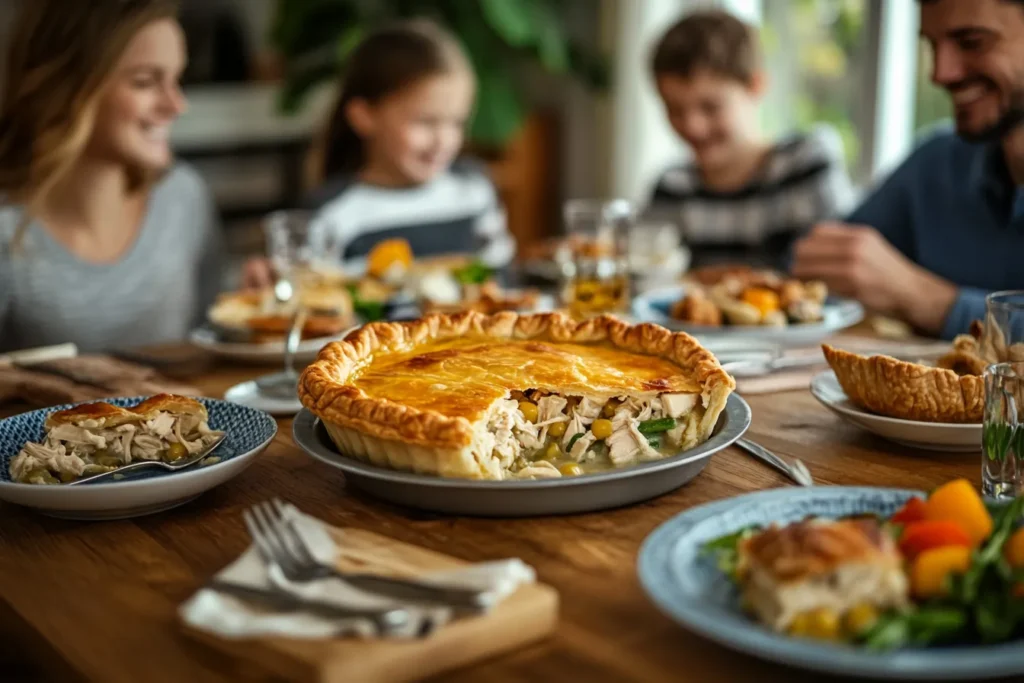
[
  {"left": 921, "top": 0, "right": 1024, "bottom": 141},
  {"left": 349, "top": 70, "right": 475, "bottom": 185},
  {"left": 656, "top": 69, "right": 763, "bottom": 172},
  {"left": 87, "top": 18, "right": 187, "bottom": 170}
]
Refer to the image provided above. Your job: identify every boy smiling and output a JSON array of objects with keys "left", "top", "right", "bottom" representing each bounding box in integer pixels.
[{"left": 647, "top": 10, "right": 854, "bottom": 269}]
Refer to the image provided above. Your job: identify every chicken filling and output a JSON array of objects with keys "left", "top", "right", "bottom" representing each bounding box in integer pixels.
[
  {"left": 479, "top": 390, "right": 706, "bottom": 480},
  {"left": 10, "top": 412, "right": 224, "bottom": 485}
]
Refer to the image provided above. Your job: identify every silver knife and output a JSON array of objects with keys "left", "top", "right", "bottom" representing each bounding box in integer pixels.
[
  {"left": 205, "top": 579, "right": 410, "bottom": 630},
  {"left": 735, "top": 438, "right": 814, "bottom": 487}
]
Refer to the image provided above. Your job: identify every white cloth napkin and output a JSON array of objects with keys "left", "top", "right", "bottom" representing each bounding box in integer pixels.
[{"left": 179, "top": 505, "right": 535, "bottom": 640}]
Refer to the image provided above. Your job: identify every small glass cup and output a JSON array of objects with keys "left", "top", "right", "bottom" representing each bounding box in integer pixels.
[
  {"left": 985, "top": 291, "right": 1024, "bottom": 363},
  {"left": 560, "top": 199, "right": 633, "bottom": 318},
  {"left": 983, "top": 362, "right": 1024, "bottom": 500},
  {"left": 257, "top": 211, "right": 343, "bottom": 398}
]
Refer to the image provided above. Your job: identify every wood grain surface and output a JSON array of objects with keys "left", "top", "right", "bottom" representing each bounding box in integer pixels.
[{"left": 0, "top": 346, "right": 995, "bottom": 683}]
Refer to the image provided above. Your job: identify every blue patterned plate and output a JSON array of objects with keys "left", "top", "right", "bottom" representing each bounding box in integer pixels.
[
  {"left": 632, "top": 284, "right": 864, "bottom": 347},
  {"left": 638, "top": 486, "right": 1024, "bottom": 680},
  {"left": 0, "top": 396, "right": 277, "bottom": 520}
]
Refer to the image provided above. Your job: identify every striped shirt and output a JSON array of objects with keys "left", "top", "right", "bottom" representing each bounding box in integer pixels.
[
  {"left": 647, "top": 125, "right": 855, "bottom": 268},
  {"left": 0, "top": 165, "right": 224, "bottom": 353},
  {"left": 308, "top": 159, "right": 516, "bottom": 269}
]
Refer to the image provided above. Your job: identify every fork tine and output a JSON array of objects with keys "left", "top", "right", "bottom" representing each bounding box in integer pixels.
[
  {"left": 242, "top": 509, "right": 276, "bottom": 565},
  {"left": 250, "top": 502, "right": 297, "bottom": 576},
  {"left": 270, "top": 498, "right": 319, "bottom": 566}
]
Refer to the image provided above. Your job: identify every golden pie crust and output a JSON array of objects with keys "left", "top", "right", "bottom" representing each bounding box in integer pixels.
[
  {"left": 822, "top": 344, "right": 985, "bottom": 423},
  {"left": 298, "top": 311, "right": 735, "bottom": 479}
]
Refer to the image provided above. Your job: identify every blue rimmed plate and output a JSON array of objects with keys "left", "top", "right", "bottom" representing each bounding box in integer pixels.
[
  {"left": 632, "top": 284, "right": 864, "bottom": 347},
  {"left": 0, "top": 397, "right": 277, "bottom": 520},
  {"left": 638, "top": 486, "right": 1024, "bottom": 680}
]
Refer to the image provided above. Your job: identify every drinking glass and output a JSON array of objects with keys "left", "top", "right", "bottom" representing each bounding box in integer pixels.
[
  {"left": 560, "top": 199, "right": 633, "bottom": 318},
  {"left": 984, "top": 291, "right": 1024, "bottom": 363},
  {"left": 256, "top": 211, "right": 343, "bottom": 399},
  {"left": 983, "top": 362, "right": 1024, "bottom": 499},
  {"left": 981, "top": 292, "right": 1024, "bottom": 498}
]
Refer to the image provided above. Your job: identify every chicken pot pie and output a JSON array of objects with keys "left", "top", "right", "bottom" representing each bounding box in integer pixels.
[
  {"left": 822, "top": 335, "right": 989, "bottom": 423},
  {"left": 298, "top": 312, "right": 735, "bottom": 480},
  {"left": 737, "top": 518, "right": 908, "bottom": 633},
  {"left": 10, "top": 394, "right": 224, "bottom": 484}
]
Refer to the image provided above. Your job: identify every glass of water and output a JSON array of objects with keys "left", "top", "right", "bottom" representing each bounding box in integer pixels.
[{"left": 983, "top": 362, "right": 1024, "bottom": 499}]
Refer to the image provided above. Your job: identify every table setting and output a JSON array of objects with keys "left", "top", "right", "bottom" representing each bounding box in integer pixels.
[{"left": 2, "top": 200, "right": 1023, "bottom": 683}]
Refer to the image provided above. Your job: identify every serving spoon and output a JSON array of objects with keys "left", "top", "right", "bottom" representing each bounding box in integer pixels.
[{"left": 64, "top": 435, "right": 227, "bottom": 486}]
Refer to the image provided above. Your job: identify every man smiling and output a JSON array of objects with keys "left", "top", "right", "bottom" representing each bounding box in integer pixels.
[{"left": 792, "top": 0, "right": 1024, "bottom": 338}]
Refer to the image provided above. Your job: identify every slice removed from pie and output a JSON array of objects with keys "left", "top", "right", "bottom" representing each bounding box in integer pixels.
[{"left": 298, "top": 311, "right": 736, "bottom": 480}]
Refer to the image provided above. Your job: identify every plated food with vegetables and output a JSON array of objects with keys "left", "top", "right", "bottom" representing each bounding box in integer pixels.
[
  {"left": 671, "top": 268, "right": 828, "bottom": 328},
  {"left": 298, "top": 311, "right": 735, "bottom": 480},
  {"left": 703, "top": 479, "right": 1024, "bottom": 649}
]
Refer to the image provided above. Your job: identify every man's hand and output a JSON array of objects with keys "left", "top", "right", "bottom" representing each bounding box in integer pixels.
[{"left": 791, "top": 223, "right": 958, "bottom": 335}]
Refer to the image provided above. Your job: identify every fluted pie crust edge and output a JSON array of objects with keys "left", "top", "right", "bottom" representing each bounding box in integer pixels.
[
  {"left": 298, "top": 311, "right": 736, "bottom": 478},
  {"left": 822, "top": 344, "right": 984, "bottom": 423}
]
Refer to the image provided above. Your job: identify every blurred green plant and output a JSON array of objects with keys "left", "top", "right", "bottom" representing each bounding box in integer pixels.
[{"left": 269, "top": 0, "right": 608, "bottom": 148}]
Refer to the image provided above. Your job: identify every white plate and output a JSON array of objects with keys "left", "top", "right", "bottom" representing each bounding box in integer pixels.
[
  {"left": 224, "top": 379, "right": 303, "bottom": 417},
  {"left": 0, "top": 397, "right": 277, "bottom": 520},
  {"left": 632, "top": 284, "right": 864, "bottom": 347},
  {"left": 810, "top": 370, "right": 980, "bottom": 452},
  {"left": 189, "top": 327, "right": 350, "bottom": 364}
]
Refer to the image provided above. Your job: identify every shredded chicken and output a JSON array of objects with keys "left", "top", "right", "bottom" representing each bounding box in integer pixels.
[
  {"left": 661, "top": 393, "right": 698, "bottom": 419},
  {"left": 514, "top": 461, "right": 562, "bottom": 479},
  {"left": 574, "top": 397, "right": 603, "bottom": 425},
  {"left": 569, "top": 431, "right": 597, "bottom": 461},
  {"left": 11, "top": 410, "right": 223, "bottom": 484},
  {"left": 628, "top": 422, "right": 663, "bottom": 461},
  {"left": 562, "top": 414, "right": 586, "bottom": 451}
]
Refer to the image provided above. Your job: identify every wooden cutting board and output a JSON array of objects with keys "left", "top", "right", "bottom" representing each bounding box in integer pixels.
[{"left": 181, "top": 527, "right": 559, "bottom": 683}]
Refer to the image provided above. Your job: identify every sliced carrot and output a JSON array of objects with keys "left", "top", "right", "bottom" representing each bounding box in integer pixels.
[
  {"left": 891, "top": 497, "right": 928, "bottom": 526},
  {"left": 911, "top": 546, "right": 972, "bottom": 599},
  {"left": 898, "top": 519, "right": 972, "bottom": 560},
  {"left": 1005, "top": 528, "right": 1024, "bottom": 569},
  {"left": 925, "top": 479, "right": 993, "bottom": 547}
]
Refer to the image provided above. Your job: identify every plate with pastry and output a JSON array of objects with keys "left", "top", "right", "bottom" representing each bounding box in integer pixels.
[
  {"left": 812, "top": 327, "right": 993, "bottom": 451},
  {"left": 639, "top": 481, "right": 1024, "bottom": 680},
  {"left": 632, "top": 271, "right": 864, "bottom": 346},
  {"left": 0, "top": 394, "right": 276, "bottom": 519},
  {"left": 416, "top": 261, "right": 554, "bottom": 316},
  {"left": 196, "top": 279, "right": 358, "bottom": 363},
  {"left": 291, "top": 311, "right": 750, "bottom": 516}
]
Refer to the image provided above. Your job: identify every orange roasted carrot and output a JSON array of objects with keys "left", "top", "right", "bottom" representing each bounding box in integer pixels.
[
  {"left": 1005, "top": 528, "right": 1024, "bottom": 569},
  {"left": 898, "top": 519, "right": 972, "bottom": 560}
]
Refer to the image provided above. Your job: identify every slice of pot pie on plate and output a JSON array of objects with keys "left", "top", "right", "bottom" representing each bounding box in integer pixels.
[
  {"left": 298, "top": 312, "right": 735, "bottom": 480},
  {"left": 9, "top": 394, "right": 224, "bottom": 484}
]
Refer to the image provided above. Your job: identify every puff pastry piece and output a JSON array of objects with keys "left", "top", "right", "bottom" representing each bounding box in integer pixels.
[
  {"left": 738, "top": 518, "right": 908, "bottom": 632},
  {"left": 822, "top": 344, "right": 985, "bottom": 423},
  {"left": 299, "top": 312, "right": 735, "bottom": 479}
]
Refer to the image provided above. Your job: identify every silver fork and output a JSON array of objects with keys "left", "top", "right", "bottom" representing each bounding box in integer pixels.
[
  {"left": 242, "top": 504, "right": 412, "bottom": 635},
  {"left": 735, "top": 438, "right": 814, "bottom": 487},
  {"left": 253, "top": 499, "right": 492, "bottom": 612},
  {"left": 66, "top": 435, "right": 227, "bottom": 486}
]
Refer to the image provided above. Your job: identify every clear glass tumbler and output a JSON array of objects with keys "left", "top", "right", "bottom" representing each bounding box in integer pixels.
[
  {"left": 985, "top": 291, "right": 1024, "bottom": 363},
  {"left": 983, "top": 362, "right": 1024, "bottom": 500},
  {"left": 257, "top": 211, "right": 343, "bottom": 398},
  {"left": 560, "top": 199, "right": 633, "bottom": 318}
]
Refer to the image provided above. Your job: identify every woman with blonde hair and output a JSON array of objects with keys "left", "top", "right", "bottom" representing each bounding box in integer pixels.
[{"left": 0, "top": 0, "right": 224, "bottom": 353}]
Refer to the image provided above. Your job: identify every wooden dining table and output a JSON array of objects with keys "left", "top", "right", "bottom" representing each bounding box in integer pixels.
[{"left": 0, "top": 338, "right": 991, "bottom": 683}]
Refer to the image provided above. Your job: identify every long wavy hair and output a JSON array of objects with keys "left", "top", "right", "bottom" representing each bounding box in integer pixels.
[
  {"left": 0, "top": 0, "right": 181, "bottom": 228},
  {"left": 318, "top": 19, "right": 471, "bottom": 181}
]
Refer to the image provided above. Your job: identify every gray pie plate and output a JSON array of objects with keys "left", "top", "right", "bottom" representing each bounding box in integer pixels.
[{"left": 291, "top": 394, "right": 751, "bottom": 517}]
